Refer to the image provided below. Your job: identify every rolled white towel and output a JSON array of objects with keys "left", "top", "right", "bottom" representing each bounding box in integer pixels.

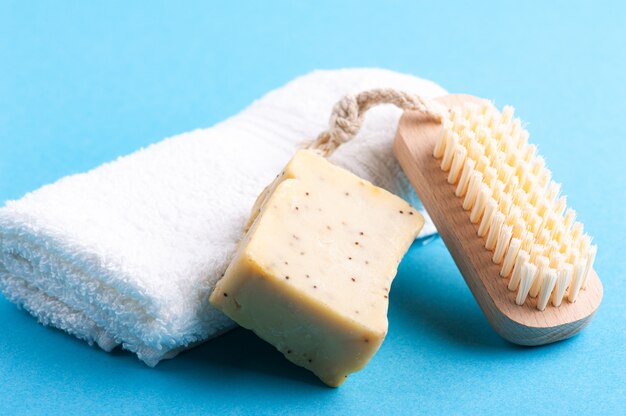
[{"left": 0, "top": 68, "right": 445, "bottom": 366}]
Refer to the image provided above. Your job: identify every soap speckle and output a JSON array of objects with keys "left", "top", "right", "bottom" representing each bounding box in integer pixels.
[
  {"left": 348, "top": 257, "right": 352, "bottom": 260},
  {"left": 287, "top": 350, "right": 292, "bottom": 354},
  {"left": 399, "top": 210, "right": 404, "bottom": 214},
  {"left": 305, "top": 274, "right": 310, "bottom": 278},
  {"left": 313, "top": 285, "right": 318, "bottom": 289},
  {"left": 305, "top": 192, "right": 310, "bottom": 196},
  {"left": 292, "top": 234, "right": 299, "bottom": 240},
  {"left": 364, "top": 338, "right": 369, "bottom": 343},
  {"left": 351, "top": 277, "right": 356, "bottom": 282},
  {"left": 354, "top": 241, "right": 359, "bottom": 246},
  {"left": 284, "top": 261, "right": 289, "bottom": 265},
  {"left": 223, "top": 293, "right": 228, "bottom": 297},
  {"left": 409, "top": 211, "right": 414, "bottom": 215},
  {"left": 345, "top": 192, "right": 350, "bottom": 196},
  {"left": 384, "top": 295, "right": 388, "bottom": 299},
  {"left": 326, "top": 225, "right": 332, "bottom": 230},
  {"left": 285, "top": 275, "right": 290, "bottom": 280},
  {"left": 300, "top": 251, "right": 305, "bottom": 256},
  {"left": 308, "top": 359, "right": 313, "bottom": 363},
  {"left": 359, "top": 231, "right": 364, "bottom": 235}
]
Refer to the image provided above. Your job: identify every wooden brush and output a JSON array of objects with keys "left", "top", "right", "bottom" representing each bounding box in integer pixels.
[{"left": 393, "top": 94, "right": 603, "bottom": 346}]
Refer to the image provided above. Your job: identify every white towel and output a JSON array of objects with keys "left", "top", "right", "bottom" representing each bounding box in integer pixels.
[{"left": 0, "top": 68, "right": 446, "bottom": 366}]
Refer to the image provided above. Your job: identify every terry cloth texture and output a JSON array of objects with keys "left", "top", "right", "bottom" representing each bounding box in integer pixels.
[{"left": 0, "top": 68, "right": 446, "bottom": 365}]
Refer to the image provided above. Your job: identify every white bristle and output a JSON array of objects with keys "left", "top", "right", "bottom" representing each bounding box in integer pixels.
[
  {"left": 582, "top": 245, "right": 597, "bottom": 289},
  {"left": 450, "top": 108, "right": 461, "bottom": 124},
  {"left": 546, "top": 181, "right": 561, "bottom": 203},
  {"left": 565, "top": 249, "right": 576, "bottom": 264},
  {"left": 470, "top": 184, "right": 490, "bottom": 223},
  {"left": 436, "top": 102, "right": 597, "bottom": 309},
  {"left": 580, "top": 234, "right": 591, "bottom": 256},
  {"left": 515, "top": 164, "right": 530, "bottom": 191},
  {"left": 516, "top": 262, "right": 537, "bottom": 305},
  {"left": 500, "top": 237, "right": 521, "bottom": 278},
  {"left": 552, "top": 264, "right": 573, "bottom": 307},
  {"left": 447, "top": 145, "right": 467, "bottom": 184},
  {"left": 498, "top": 194, "right": 512, "bottom": 217},
  {"left": 485, "top": 211, "right": 505, "bottom": 251},
  {"left": 510, "top": 118, "right": 521, "bottom": 139},
  {"left": 553, "top": 196, "right": 567, "bottom": 217},
  {"left": 505, "top": 205, "right": 521, "bottom": 227},
  {"left": 475, "top": 127, "right": 488, "bottom": 144},
  {"left": 544, "top": 213, "right": 557, "bottom": 235},
  {"left": 454, "top": 120, "right": 469, "bottom": 137},
  {"left": 485, "top": 139, "right": 497, "bottom": 159},
  {"left": 462, "top": 171, "right": 483, "bottom": 211},
  {"left": 563, "top": 208, "right": 576, "bottom": 231},
  {"left": 501, "top": 105, "right": 514, "bottom": 124},
  {"left": 537, "top": 229, "right": 550, "bottom": 246},
  {"left": 492, "top": 224, "right": 512, "bottom": 264},
  {"left": 531, "top": 156, "right": 545, "bottom": 176},
  {"left": 476, "top": 155, "right": 490, "bottom": 174},
  {"left": 469, "top": 140, "right": 483, "bottom": 161},
  {"left": 493, "top": 125, "right": 505, "bottom": 142},
  {"left": 517, "top": 130, "right": 529, "bottom": 148},
  {"left": 491, "top": 180, "right": 505, "bottom": 203},
  {"left": 528, "top": 186, "right": 540, "bottom": 205},
  {"left": 568, "top": 261, "right": 586, "bottom": 302},
  {"left": 537, "top": 168, "right": 551, "bottom": 190},
  {"left": 529, "top": 244, "right": 544, "bottom": 262},
  {"left": 527, "top": 212, "right": 542, "bottom": 235},
  {"left": 524, "top": 144, "right": 537, "bottom": 162},
  {"left": 441, "top": 131, "right": 459, "bottom": 171},
  {"left": 529, "top": 255, "right": 549, "bottom": 298},
  {"left": 470, "top": 117, "right": 482, "bottom": 132},
  {"left": 478, "top": 197, "right": 498, "bottom": 237},
  {"left": 504, "top": 176, "right": 519, "bottom": 198},
  {"left": 500, "top": 166, "right": 514, "bottom": 188},
  {"left": 508, "top": 249, "right": 529, "bottom": 291},
  {"left": 548, "top": 244, "right": 561, "bottom": 268},
  {"left": 455, "top": 158, "right": 475, "bottom": 197},
  {"left": 483, "top": 166, "right": 497, "bottom": 188},
  {"left": 463, "top": 103, "right": 477, "bottom": 119},
  {"left": 511, "top": 218, "right": 525, "bottom": 239},
  {"left": 507, "top": 150, "right": 521, "bottom": 169},
  {"left": 521, "top": 234, "right": 534, "bottom": 253},
  {"left": 434, "top": 122, "right": 451, "bottom": 158},
  {"left": 512, "top": 188, "right": 527, "bottom": 207},
  {"left": 551, "top": 223, "right": 565, "bottom": 245},
  {"left": 536, "top": 268, "right": 557, "bottom": 311},
  {"left": 571, "top": 222, "right": 584, "bottom": 242}
]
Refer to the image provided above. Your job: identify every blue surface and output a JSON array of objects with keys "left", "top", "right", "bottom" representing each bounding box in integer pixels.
[{"left": 1, "top": 1, "right": 625, "bottom": 414}]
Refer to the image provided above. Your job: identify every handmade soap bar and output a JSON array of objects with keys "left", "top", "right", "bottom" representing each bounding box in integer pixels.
[{"left": 210, "top": 150, "right": 423, "bottom": 386}]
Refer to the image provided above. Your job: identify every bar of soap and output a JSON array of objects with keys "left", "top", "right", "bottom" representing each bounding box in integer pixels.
[{"left": 209, "top": 150, "right": 423, "bottom": 386}]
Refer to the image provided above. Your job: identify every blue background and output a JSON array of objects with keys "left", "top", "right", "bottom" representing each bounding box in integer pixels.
[{"left": 1, "top": 1, "right": 624, "bottom": 414}]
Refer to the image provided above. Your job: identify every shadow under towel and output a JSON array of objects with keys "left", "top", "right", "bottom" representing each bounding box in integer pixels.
[{"left": 0, "top": 68, "right": 446, "bottom": 365}]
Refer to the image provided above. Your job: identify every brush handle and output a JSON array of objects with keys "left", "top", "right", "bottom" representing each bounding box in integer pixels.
[{"left": 393, "top": 94, "right": 603, "bottom": 346}]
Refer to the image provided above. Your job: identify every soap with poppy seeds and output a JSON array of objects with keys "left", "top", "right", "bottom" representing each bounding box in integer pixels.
[{"left": 209, "top": 150, "right": 423, "bottom": 386}]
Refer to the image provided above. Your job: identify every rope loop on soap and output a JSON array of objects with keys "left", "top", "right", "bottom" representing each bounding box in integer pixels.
[{"left": 309, "top": 88, "right": 447, "bottom": 156}]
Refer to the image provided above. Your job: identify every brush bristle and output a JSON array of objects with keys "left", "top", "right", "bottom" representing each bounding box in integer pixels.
[{"left": 433, "top": 102, "right": 597, "bottom": 310}]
